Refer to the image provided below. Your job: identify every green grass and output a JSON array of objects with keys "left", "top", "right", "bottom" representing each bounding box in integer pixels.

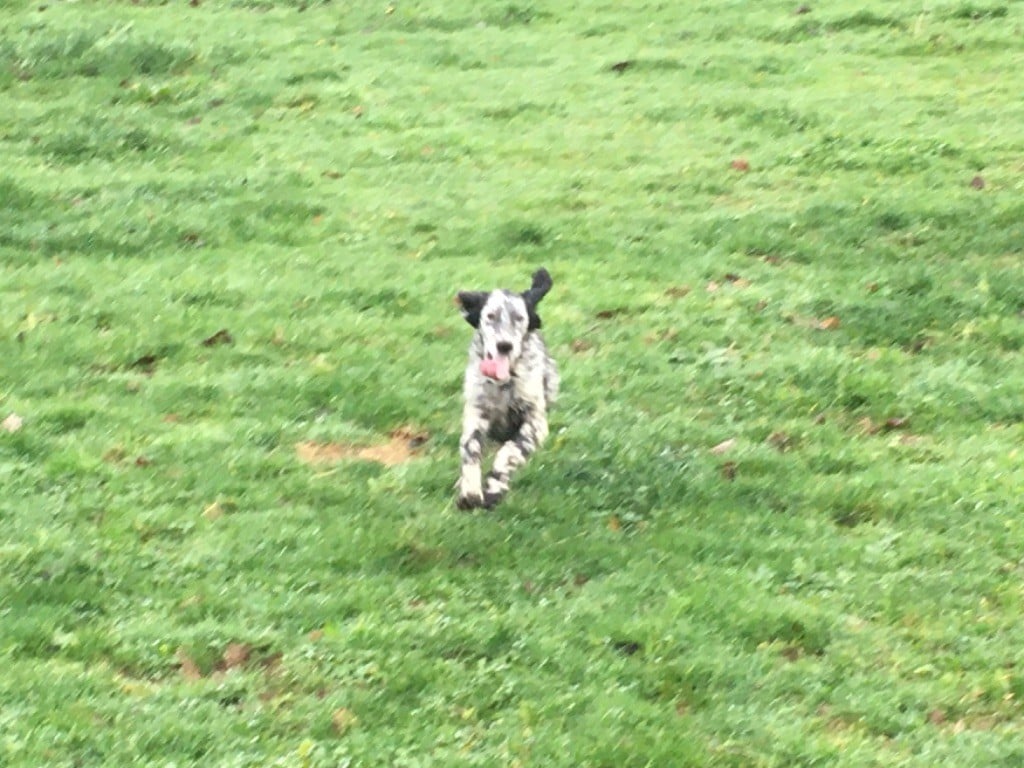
[{"left": 3, "top": 0, "right": 1024, "bottom": 765}]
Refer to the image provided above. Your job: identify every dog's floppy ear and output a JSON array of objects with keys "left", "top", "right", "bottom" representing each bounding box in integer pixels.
[
  {"left": 521, "top": 268, "right": 552, "bottom": 330},
  {"left": 456, "top": 291, "right": 488, "bottom": 328}
]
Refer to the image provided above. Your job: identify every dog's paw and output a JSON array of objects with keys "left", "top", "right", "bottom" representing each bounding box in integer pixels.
[
  {"left": 482, "top": 490, "right": 505, "bottom": 510},
  {"left": 456, "top": 493, "right": 484, "bottom": 511}
]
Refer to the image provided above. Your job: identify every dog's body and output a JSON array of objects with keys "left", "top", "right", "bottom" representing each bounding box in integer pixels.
[{"left": 456, "top": 269, "right": 558, "bottom": 510}]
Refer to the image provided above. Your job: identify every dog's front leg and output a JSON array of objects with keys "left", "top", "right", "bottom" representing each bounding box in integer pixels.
[
  {"left": 457, "top": 406, "right": 489, "bottom": 510},
  {"left": 483, "top": 411, "right": 549, "bottom": 509}
]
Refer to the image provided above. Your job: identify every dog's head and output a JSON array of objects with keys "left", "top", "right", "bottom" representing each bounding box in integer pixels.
[{"left": 457, "top": 268, "right": 552, "bottom": 382}]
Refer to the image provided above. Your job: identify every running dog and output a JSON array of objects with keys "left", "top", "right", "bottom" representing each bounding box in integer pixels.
[{"left": 455, "top": 268, "right": 559, "bottom": 510}]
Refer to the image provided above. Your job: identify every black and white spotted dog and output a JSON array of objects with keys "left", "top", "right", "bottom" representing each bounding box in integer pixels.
[{"left": 455, "top": 268, "right": 559, "bottom": 510}]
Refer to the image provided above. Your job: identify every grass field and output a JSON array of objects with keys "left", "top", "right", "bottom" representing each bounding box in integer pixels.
[{"left": 3, "top": 0, "right": 1024, "bottom": 765}]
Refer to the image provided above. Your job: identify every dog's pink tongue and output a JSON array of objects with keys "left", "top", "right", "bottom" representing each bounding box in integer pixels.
[{"left": 480, "top": 356, "right": 511, "bottom": 381}]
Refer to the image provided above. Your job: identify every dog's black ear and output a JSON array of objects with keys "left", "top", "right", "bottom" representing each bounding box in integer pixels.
[
  {"left": 522, "top": 268, "right": 552, "bottom": 330},
  {"left": 456, "top": 291, "right": 488, "bottom": 328}
]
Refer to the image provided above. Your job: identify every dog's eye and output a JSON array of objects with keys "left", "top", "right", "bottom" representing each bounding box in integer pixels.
[
  {"left": 487, "top": 311, "right": 499, "bottom": 322},
  {"left": 510, "top": 313, "right": 523, "bottom": 324}
]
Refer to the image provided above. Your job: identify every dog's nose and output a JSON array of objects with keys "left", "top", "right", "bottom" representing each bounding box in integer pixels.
[{"left": 496, "top": 341, "right": 513, "bottom": 355}]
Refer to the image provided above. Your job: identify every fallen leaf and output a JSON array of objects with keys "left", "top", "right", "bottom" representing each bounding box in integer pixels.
[
  {"left": 571, "top": 338, "right": 594, "bottom": 353},
  {"left": 731, "top": 158, "right": 750, "bottom": 172},
  {"left": 724, "top": 273, "right": 751, "bottom": 288},
  {"left": 781, "top": 646, "right": 801, "bottom": 662},
  {"left": 186, "top": 115, "right": 202, "bottom": 126},
  {"left": 221, "top": 643, "right": 251, "bottom": 670},
  {"left": 352, "top": 105, "right": 364, "bottom": 118},
  {"left": 754, "top": 299, "right": 769, "bottom": 312},
  {"left": 857, "top": 417, "right": 880, "bottom": 435},
  {"left": 795, "top": 3, "right": 811, "bottom": 13},
  {"left": 710, "top": 438, "right": 737, "bottom": 455},
  {"left": 321, "top": 170, "right": 343, "bottom": 179},
  {"left": 162, "top": 413, "right": 181, "bottom": 423},
  {"left": 573, "top": 573, "right": 590, "bottom": 587},
  {"left": 331, "top": 707, "right": 358, "bottom": 735},
  {"left": 706, "top": 280, "right": 720, "bottom": 293},
  {"left": 866, "top": 281, "right": 879, "bottom": 293},
  {"left": 202, "top": 501, "right": 224, "bottom": 521},
  {"left": 2, "top": 413, "right": 23, "bottom": 433},
  {"left": 928, "top": 709, "right": 946, "bottom": 726},
  {"left": 767, "top": 431, "right": 793, "bottom": 451},
  {"left": 610, "top": 60, "right": 633, "bottom": 72},
  {"left": 970, "top": 175, "right": 985, "bottom": 190},
  {"left": 666, "top": 285, "right": 691, "bottom": 299},
  {"left": 177, "top": 648, "right": 203, "bottom": 681},
  {"left": 201, "top": 329, "right": 233, "bottom": 347},
  {"left": 721, "top": 461, "right": 737, "bottom": 481},
  {"left": 882, "top": 416, "right": 909, "bottom": 431},
  {"left": 595, "top": 308, "right": 626, "bottom": 319},
  {"left": 134, "top": 455, "right": 152, "bottom": 467},
  {"left": 607, "top": 516, "right": 622, "bottom": 532},
  {"left": 308, "top": 629, "right": 325, "bottom": 642},
  {"left": 816, "top": 316, "right": 841, "bottom": 331}
]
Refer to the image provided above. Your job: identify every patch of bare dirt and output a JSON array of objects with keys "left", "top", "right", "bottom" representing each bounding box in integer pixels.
[{"left": 296, "top": 426, "right": 429, "bottom": 467}]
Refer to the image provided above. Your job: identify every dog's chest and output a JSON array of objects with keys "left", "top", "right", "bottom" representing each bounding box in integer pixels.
[{"left": 477, "top": 380, "right": 530, "bottom": 443}]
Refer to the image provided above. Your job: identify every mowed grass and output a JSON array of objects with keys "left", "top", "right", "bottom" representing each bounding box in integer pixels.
[{"left": 3, "top": 0, "right": 1024, "bottom": 764}]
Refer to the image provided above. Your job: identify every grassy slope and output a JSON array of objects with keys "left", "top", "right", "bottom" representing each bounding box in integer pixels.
[{"left": 2, "top": 0, "right": 1024, "bottom": 765}]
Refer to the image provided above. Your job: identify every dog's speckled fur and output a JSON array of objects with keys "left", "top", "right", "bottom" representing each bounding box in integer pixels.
[{"left": 455, "top": 269, "right": 558, "bottom": 510}]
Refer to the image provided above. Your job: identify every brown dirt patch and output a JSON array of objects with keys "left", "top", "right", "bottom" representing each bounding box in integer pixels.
[{"left": 296, "top": 426, "right": 429, "bottom": 467}]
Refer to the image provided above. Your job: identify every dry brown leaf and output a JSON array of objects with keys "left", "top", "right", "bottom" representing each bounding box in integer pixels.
[
  {"left": 2, "top": 413, "right": 23, "bottom": 433},
  {"left": 721, "top": 461, "right": 737, "bottom": 481},
  {"left": 571, "top": 338, "right": 594, "bottom": 353},
  {"left": 706, "top": 280, "right": 721, "bottom": 293},
  {"left": 731, "top": 158, "right": 750, "bottom": 172},
  {"left": 308, "top": 629, "right": 324, "bottom": 642},
  {"left": 201, "top": 328, "right": 233, "bottom": 347},
  {"left": 666, "top": 285, "right": 691, "bottom": 299},
  {"left": 970, "top": 175, "right": 985, "bottom": 190},
  {"left": 607, "top": 516, "right": 622, "bottom": 532},
  {"left": 816, "top": 316, "right": 841, "bottom": 331},
  {"left": 767, "top": 431, "right": 793, "bottom": 451},
  {"left": 928, "top": 709, "right": 946, "bottom": 726},
  {"left": 857, "top": 417, "right": 880, "bottom": 435},
  {"left": 710, "top": 438, "right": 737, "bottom": 455},
  {"left": 723, "top": 272, "right": 750, "bottom": 287},
  {"left": 883, "top": 416, "right": 909, "bottom": 431},
  {"left": 331, "top": 707, "right": 358, "bottom": 735}
]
